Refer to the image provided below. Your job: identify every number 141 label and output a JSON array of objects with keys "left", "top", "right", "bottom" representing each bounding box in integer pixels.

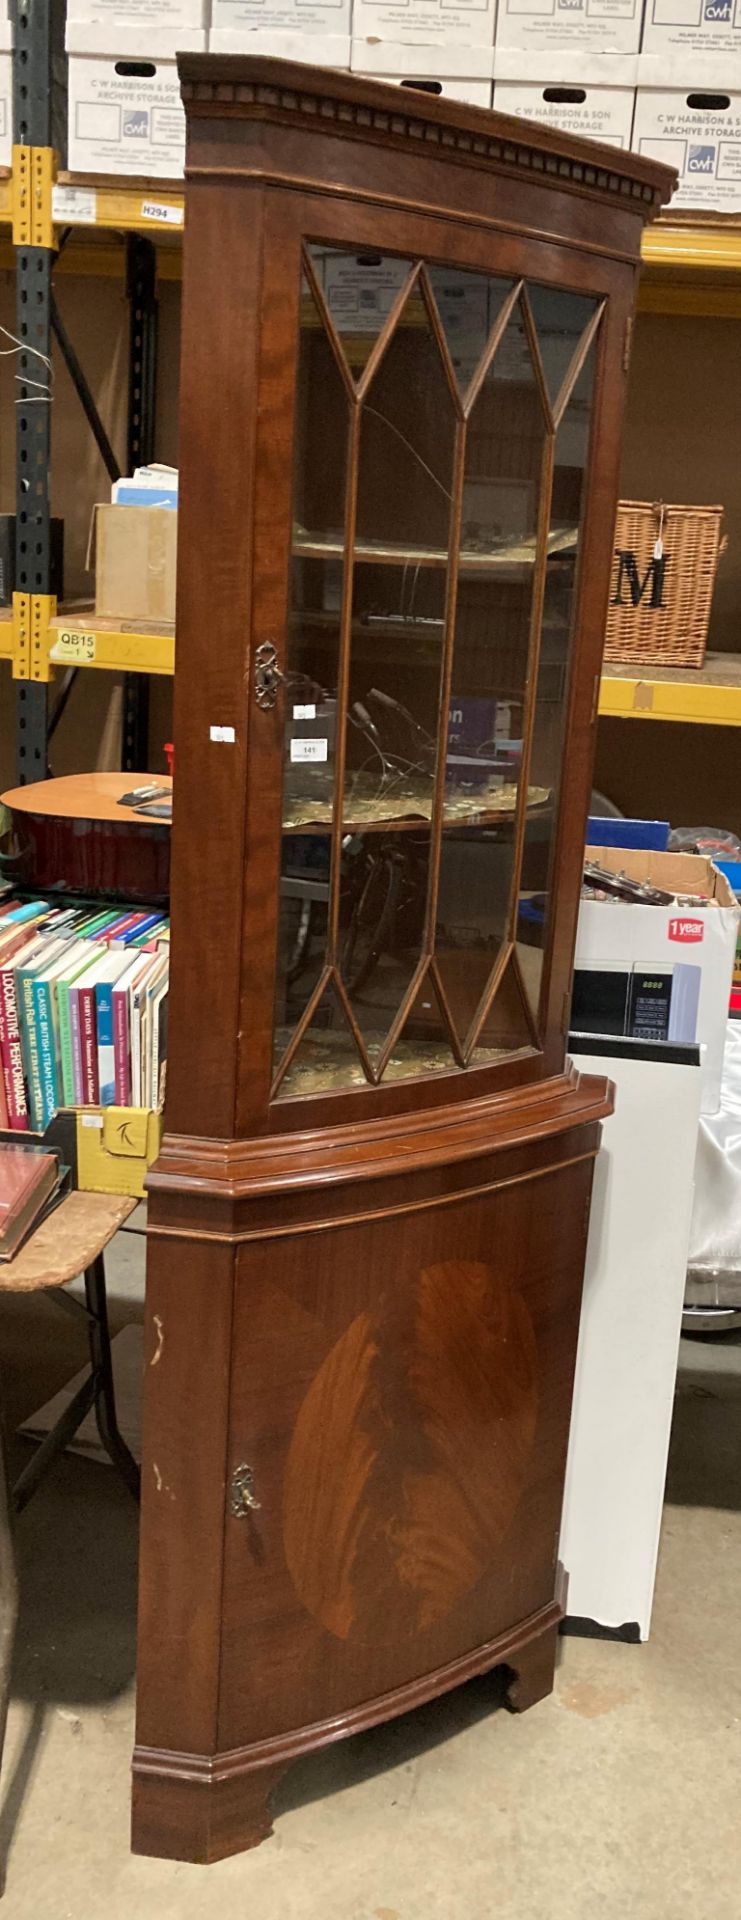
[{"left": 290, "top": 738, "right": 328, "bottom": 763}]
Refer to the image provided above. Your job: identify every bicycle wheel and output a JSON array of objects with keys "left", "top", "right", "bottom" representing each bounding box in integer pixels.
[
  {"left": 285, "top": 898, "right": 315, "bottom": 984},
  {"left": 342, "top": 853, "right": 402, "bottom": 995}
]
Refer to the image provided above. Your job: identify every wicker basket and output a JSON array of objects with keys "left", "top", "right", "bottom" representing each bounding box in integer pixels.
[{"left": 604, "top": 501, "right": 725, "bottom": 670}]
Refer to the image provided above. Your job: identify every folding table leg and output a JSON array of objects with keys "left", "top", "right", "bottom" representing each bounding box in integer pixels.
[{"left": 84, "top": 1257, "right": 141, "bottom": 1502}]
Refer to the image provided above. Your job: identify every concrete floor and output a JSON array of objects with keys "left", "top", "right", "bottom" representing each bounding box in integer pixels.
[{"left": 1, "top": 1222, "right": 740, "bottom": 1919}]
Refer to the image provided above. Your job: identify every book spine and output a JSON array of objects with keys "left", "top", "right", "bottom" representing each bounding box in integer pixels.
[
  {"left": 33, "top": 978, "right": 61, "bottom": 1127},
  {"left": 20, "top": 973, "right": 44, "bottom": 1131},
  {"left": 3, "top": 900, "right": 49, "bottom": 927},
  {"left": 112, "top": 988, "right": 130, "bottom": 1106},
  {"left": 103, "top": 913, "right": 140, "bottom": 945},
  {"left": 69, "top": 989, "right": 84, "bottom": 1105},
  {"left": 119, "top": 915, "right": 162, "bottom": 946},
  {"left": 79, "top": 986, "right": 99, "bottom": 1104},
  {"left": 150, "top": 1000, "right": 162, "bottom": 1111},
  {"left": 89, "top": 914, "right": 123, "bottom": 942},
  {"left": 58, "top": 981, "right": 76, "bottom": 1107},
  {"left": 0, "top": 965, "right": 30, "bottom": 1132},
  {"left": 131, "top": 988, "right": 142, "bottom": 1108},
  {"left": 96, "top": 981, "right": 117, "bottom": 1106}
]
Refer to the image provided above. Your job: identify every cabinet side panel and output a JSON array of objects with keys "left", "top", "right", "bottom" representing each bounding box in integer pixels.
[
  {"left": 136, "top": 1236, "right": 235, "bottom": 1755},
  {"left": 218, "top": 1152, "right": 593, "bottom": 1751},
  {"left": 166, "top": 183, "right": 264, "bottom": 1139},
  {"left": 541, "top": 278, "right": 637, "bottom": 1072}
]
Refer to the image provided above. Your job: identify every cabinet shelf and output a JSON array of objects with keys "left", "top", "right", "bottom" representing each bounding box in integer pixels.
[
  {"left": 295, "top": 527, "right": 578, "bottom": 573},
  {"left": 283, "top": 780, "right": 549, "bottom": 834},
  {"left": 4, "top": 171, "right": 738, "bottom": 286},
  {"left": 48, "top": 611, "right": 175, "bottom": 675},
  {"left": 0, "top": 609, "right": 174, "bottom": 676},
  {"left": 3, "top": 613, "right": 738, "bottom": 730},
  {"left": 598, "top": 653, "right": 741, "bottom": 727},
  {"left": 3, "top": 174, "right": 737, "bottom": 293},
  {"left": 52, "top": 173, "right": 185, "bottom": 236}
]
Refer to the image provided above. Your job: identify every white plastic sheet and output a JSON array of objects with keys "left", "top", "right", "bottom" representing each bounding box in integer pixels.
[{"left": 688, "top": 1021, "right": 741, "bottom": 1278}]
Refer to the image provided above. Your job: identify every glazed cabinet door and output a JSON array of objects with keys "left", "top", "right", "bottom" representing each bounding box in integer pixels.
[
  {"left": 263, "top": 235, "right": 607, "bottom": 1115},
  {"left": 217, "top": 1153, "right": 593, "bottom": 1750}
]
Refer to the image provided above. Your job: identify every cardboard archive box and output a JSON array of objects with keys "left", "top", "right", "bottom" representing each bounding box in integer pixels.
[
  {"left": 90, "top": 505, "right": 177, "bottom": 626},
  {"left": 574, "top": 846, "right": 739, "bottom": 1113}
]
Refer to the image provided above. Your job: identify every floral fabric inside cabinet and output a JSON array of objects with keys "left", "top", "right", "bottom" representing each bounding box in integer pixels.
[{"left": 134, "top": 61, "right": 675, "bottom": 1867}]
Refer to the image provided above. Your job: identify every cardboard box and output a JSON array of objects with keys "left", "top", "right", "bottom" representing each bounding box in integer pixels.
[
  {"left": 494, "top": 0, "right": 642, "bottom": 58},
  {"left": 641, "top": 0, "right": 741, "bottom": 64},
  {"left": 208, "top": 24, "right": 350, "bottom": 60},
  {"left": 632, "top": 81, "right": 741, "bottom": 206},
  {"left": 353, "top": 72, "right": 492, "bottom": 103},
  {"left": 493, "top": 57, "right": 637, "bottom": 145},
  {"left": 575, "top": 846, "right": 739, "bottom": 1113},
  {"left": 351, "top": 0, "right": 496, "bottom": 54},
  {"left": 320, "top": 251, "right": 496, "bottom": 379},
  {"left": 210, "top": 0, "right": 350, "bottom": 42},
  {"left": 67, "top": 0, "right": 206, "bottom": 33},
  {"left": 0, "top": 14, "right": 13, "bottom": 170},
  {"left": 351, "top": 42, "right": 492, "bottom": 100},
  {"left": 66, "top": 23, "right": 206, "bottom": 179},
  {"left": 90, "top": 504, "right": 177, "bottom": 625},
  {"left": 76, "top": 1106, "right": 163, "bottom": 1198}
]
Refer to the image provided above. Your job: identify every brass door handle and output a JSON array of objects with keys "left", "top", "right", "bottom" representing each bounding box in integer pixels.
[{"left": 230, "top": 1464, "right": 261, "bottom": 1515}]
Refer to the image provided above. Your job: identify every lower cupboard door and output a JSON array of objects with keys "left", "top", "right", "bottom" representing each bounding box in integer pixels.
[{"left": 217, "top": 1155, "right": 591, "bottom": 1751}]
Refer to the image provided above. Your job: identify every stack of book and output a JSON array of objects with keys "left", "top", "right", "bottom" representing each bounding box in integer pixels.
[
  {"left": 0, "top": 1144, "right": 65, "bottom": 1261},
  {"left": 0, "top": 896, "right": 170, "bottom": 1132}
]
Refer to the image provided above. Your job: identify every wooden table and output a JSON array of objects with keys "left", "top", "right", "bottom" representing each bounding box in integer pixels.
[
  {"left": 0, "top": 773, "right": 171, "bottom": 902},
  {"left": 0, "top": 1190, "right": 136, "bottom": 1291},
  {"left": 0, "top": 1187, "right": 138, "bottom": 1791}
]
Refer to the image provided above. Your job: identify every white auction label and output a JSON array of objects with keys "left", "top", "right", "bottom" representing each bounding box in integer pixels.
[
  {"left": 292, "top": 703, "right": 316, "bottom": 720},
  {"left": 209, "top": 724, "right": 236, "bottom": 743},
  {"left": 50, "top": 630, "right": 96, "bottom": 663},
  {"left": 52, "top": 185, "right": 97, "bottom": 224},
  {"left": 290, "top": 738, "right": 328, "bottom": 763},
  {"left": 81, "top": 1113, "right": 104, "bottom": 1130},
  {"left": 141, "top": 200, "right": 184, "bottom": 227}
]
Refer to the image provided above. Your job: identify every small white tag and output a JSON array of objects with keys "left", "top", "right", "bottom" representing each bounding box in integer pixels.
[
  {"left": 653, "top": 538, "right": 663, "bottom": 561},
  {"left": 290, "top": 738, "right": 328, "bottom": 763},
  {"left": 141, "top": 199, "right": 184, "bottom": 227},
  {"left": 210, "top": 724, "right": 236, "bottom": 743},
  {"left": 52, "top": 185, "right": 97, "bottom": 224},
  {"left": 293, "top": 703, "right": 316, "bottom": 720},
  {"left": 81, "top": 1113, "right": 104, "bottom": 1130}
]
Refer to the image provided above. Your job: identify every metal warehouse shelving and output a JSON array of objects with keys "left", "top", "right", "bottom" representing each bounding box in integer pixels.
[{"left": 4, "top": 7, "right": 741, "bottom": 774}]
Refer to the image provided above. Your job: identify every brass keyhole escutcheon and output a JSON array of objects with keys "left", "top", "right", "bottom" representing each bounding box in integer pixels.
[
  {"left": 231, "top": 1463, "right": 261, "bottom": 1516},
  {"left": 254, "top": 641, "right": 284, "bottom": 711}
]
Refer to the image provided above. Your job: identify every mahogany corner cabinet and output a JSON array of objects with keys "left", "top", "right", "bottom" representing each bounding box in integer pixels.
[{"left": 133, "top": 59, "right": 674, "bottom": 1864}]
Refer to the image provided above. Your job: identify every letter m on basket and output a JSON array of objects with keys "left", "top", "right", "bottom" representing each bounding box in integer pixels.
[{"left": 611, "top": 549, "right": 666, "bottom": 610}]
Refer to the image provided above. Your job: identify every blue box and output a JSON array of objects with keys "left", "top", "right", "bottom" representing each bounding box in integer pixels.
[{"left": 586, "top": 818, "right": 670, "bottom": 852}]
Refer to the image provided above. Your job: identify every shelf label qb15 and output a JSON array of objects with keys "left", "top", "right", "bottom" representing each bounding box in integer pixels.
[{"left": 50, "top": 630, "right": 97, "bottom": 663}]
